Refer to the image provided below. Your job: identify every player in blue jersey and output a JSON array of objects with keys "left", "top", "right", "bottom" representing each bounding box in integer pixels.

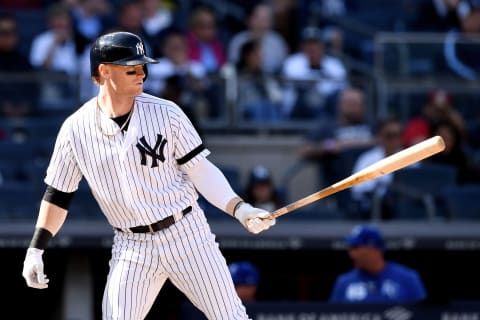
[{"left": 329, "top": 224, "right": 427, "bottom": 304}]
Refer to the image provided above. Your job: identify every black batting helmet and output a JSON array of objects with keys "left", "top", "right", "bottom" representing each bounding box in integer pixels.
[{"left": 90, "top": 31, "right": 157, "bottom": 80}]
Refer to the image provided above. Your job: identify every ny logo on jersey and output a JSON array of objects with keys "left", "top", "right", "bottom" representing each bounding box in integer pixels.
[
  {"left": 136, "top": 42, "right": 145, "bottom": 55},
  {"left": 136, "top": 134, "right": 167, "bottom": 168}
]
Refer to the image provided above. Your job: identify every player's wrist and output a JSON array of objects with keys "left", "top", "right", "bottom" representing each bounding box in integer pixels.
[
  {"left": 233, "top": 201, "right": 246, "bottom": 218},
  {"left": 226, "top": 196, "right": 244, "bottom": 217},
  {"left": 26, "top": 247, "right": 44, "bottom": 256},
  {"left": 29, "top": 227, "right": 53, "bottom": 250},
  {"left": 233, "top": 202, "right": 255, "bottom": 225}
]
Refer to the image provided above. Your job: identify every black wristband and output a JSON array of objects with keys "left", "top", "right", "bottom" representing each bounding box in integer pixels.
[
  {"left": 29, "top": 227, "right": 53, "bottom": 250},
  {"left": 233, "top": 201, "right": 245, "bottom": 217}
]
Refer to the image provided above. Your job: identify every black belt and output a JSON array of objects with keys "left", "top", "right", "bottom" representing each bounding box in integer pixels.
[{"left": 115, "top": 206, "right": 192, "bottom": 234}]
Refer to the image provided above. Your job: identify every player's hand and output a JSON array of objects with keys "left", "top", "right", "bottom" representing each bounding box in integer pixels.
[
  {"left": 22, "top": 248, "right": 49, "bottom": 289},
  {"left": 234, "top": 202, "right": 275, "bottom": 234}
]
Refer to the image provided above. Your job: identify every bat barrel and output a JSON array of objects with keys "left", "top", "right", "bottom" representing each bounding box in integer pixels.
[{"left": 269, "top": 136, "right": 445, "bottom": 219}]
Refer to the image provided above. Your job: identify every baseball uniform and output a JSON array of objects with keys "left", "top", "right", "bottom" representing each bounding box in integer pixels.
[{"left": 22, "top": 31, "right": 275, "bottom": 320}]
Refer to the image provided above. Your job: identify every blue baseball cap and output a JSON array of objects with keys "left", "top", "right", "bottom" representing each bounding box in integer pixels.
[
  {"left": 229, "top": 261, "right": 260, "bottom": 286},
  {"left": 345, "top": 224, "right": 385, "bottom": 250}
]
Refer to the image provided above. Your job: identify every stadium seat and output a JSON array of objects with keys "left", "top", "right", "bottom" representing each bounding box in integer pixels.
[
  {"left": 280, "top": 203, "right": 344, "bottom": 221},
  {"left": 443, "top": 185, "right": 480, "bottom": 221},
  {"left": 0, "top": 160, "right": 25, "bottom": 184},
  {"left": 69, "top": 187, "right": 103, "bottom": 219},
  {"left": 387, "top": 163, "right": 458, "bottom": 219},
  {"left": 0, "top": 184, "right": 40, "bottom": 220},
  {"left": 218, "top": 165, "right": 242, "bottom": 193},
  {"left": 0, "top": 140, "right": 36, "bottom": 162},
  {"left": 393, "top": 163, "right": 457, "bottom": 195}
]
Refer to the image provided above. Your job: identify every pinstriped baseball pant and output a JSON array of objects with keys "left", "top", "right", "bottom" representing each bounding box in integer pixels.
[{"left": 102, "top": 210, "right": 250, "bottom": 320}]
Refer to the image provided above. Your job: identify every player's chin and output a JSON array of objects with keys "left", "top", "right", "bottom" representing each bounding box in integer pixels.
[{"left": 132, "top": 83, "right": 143, "bottom": 94}]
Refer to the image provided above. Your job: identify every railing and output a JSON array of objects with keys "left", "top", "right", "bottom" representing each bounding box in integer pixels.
[
  {"left": 373, "top": 32, "right": 480, "bottom": 120},
  {"left": 0, "top": 70, "right": 376, "bottom": 133}
]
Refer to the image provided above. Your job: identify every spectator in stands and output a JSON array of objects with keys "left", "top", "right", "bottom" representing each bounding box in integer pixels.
[
  {"left": 68, "top": 0, "right": 113, "bottom": 55},
  {"left": 235, "top": 40, "right": 284, "bottom": 121},
  {"left": 29, "top": 2, "right": 78, "bottom": 75},
  {"left": 29, "top": 2, "right": 79, "bottom": 111},
  {"left": 228, "top": 3, "right": 288, "bottom": 74},
  {"left": 296, "top": 0, "right": 346, "bottom": 56},
  {"left": 146, "top": 31, "right": 207, "bottom": 99},
  {"left": 113, "top": 0, "right": 153, "bottom": 55},
  {"left": 282, "top": 26, "right": 347, "bottom": 119},
  {"left": 139, "top": 0, "right": 174, "bottom": 53},
  {"left": 161, "top": 75, "right": 202, "bottom": 136},
  {"left": 330, "top": 224, "right": 427, "bottom": 304},
  {"left": 0, "top": 13, "right": 37, "bottom": 118},
  {"left": 351, "top": 117, "right": 404, "bottom": 220},
  {"left": 228, "top": 261, "right": 260, "bottom": 303},
  {"left": 243, "top": 165, "right": 283, "bottom": 212},
  {"left": 298, "top": 88, "right": 374, "bottom": 187},
  {"left": 403, "top": 89, "right": 465, "bottom": 147},
  {"left": 429, "top": 121, "right": 480, "bottom": 184},
  {"left": 443, "top": 5, "right": 480, "bottom": 80},
  {"left": 413, "top": 0, "right": 473, "bottom": 32},
  {"left": 412, "top": 1, "right": 480, "bottom": 79},
  {"left": 186, "top": 6, "right": 226, "bottom": 73}
]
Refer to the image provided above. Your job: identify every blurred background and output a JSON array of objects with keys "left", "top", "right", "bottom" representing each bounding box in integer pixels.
[{"left": 1, "top": 0, "right": 480, "bottom": 319}]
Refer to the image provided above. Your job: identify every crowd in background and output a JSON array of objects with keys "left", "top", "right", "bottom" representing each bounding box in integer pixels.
[
  {"left": 1, "top": 0, "right": 480, "bottom": 221},
  {"left": 1, "top": 0, "right": 480, "bottom": 119},
  {"left": 1, "top": 2, "right": 480, "bottom": 316}
]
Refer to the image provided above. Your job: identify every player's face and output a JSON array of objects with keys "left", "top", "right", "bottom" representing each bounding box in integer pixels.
[
  {"left": 104, "top": 64, "right": 145, "bottom": 96},
  {"left": 235, "top": 284, "right": 257, "bottom": 302},
  {"left": 348, "top": 246, "right": 376, "bottom": 270}
]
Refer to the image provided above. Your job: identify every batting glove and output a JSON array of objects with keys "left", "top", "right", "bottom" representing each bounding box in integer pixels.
[
  {"left": 22, "top": 248, "right": 49, "bottom": 289},
  {"left": 234, "top": 202, "right": 276, "bottom": 234}
]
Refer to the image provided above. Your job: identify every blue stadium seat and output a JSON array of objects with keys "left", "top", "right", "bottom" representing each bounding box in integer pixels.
[
  {"left": 0, "top": 184, "right": 41, "bottom": 220},
  {"left": 388, "top": 163, "right": 458, "bottom": 219},
  {"left": 393, "top": 163, "right": 457, "bottom": 196},
  {"left": 218, "top": 165, "right": 242, "bottom": 194},
  {"left": 280, "top": 203, "right": 343, "bottom": 221},
  {"left": 443, "top": 185, "right": 480, "bottom": 221},
  {"left": 69, "top": 187, "right": 103, "bottom": 219},
  {"left": 0, "top": 140, "right": 36, "bottom": 162},
  {"left": 0, "top": 159, "right": 25, "bottom": 184}
]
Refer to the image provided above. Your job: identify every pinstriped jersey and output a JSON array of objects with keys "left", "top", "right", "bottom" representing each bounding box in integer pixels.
[{"left": 45, "top": 92, "right": 210, "bottom": 228}]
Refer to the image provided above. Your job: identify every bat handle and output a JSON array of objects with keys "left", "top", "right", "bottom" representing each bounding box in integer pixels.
[{"left": 266, "top": 207, "right": 288, "bottom": 219}]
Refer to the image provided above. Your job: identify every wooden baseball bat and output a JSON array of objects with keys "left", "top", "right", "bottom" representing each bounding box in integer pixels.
[{"left": 269, "top": 136, "right": 445, "bottom": 219}]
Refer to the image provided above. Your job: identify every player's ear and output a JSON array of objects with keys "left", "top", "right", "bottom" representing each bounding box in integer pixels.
[{"left": 98, "top": 64, "right": 110, "bottom": 80}]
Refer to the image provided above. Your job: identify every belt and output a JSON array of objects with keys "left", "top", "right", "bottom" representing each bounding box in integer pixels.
[{"left": 115, "top": 206, "right": 192, "bottom": 234}]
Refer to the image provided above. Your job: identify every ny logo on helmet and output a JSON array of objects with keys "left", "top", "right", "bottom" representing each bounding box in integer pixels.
[{"left": 136, "top": 42, "right": 145, "bottom": 55}]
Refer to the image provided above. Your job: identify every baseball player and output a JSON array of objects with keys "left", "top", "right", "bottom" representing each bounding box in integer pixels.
[{"left": 22, "top": 31, "right": 276, "bottom": 320}]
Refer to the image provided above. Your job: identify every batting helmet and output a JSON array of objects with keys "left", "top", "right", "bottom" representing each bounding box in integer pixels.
[
  {"left": 228, "top": 261, "right": 260, "bottom": 286},
  {"left": 90, "top": 31, "right": 157, "bottom": 80}
]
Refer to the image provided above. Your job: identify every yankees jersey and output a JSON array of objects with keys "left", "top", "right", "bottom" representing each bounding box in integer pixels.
[{"left": 45, "top": 92, "right": 210, "bottom": 228}]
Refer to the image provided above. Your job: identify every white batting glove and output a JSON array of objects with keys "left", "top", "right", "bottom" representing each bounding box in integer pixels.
[
  {"left": 234, "top": 202, "right": 276, "bottom": 234},
  {"left": 22, "top": 248, "right": 49, "bottom": 289}
]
